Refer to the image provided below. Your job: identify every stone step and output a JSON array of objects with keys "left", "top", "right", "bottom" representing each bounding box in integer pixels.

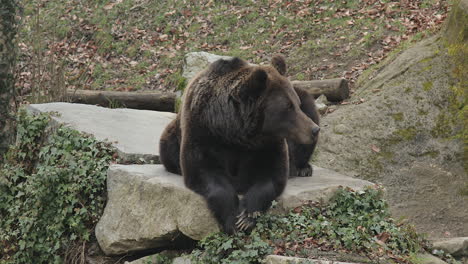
[
  {"left": 126, "top": 254, "right": 364, "bottom": 264},
  {"left": 264, "top": 255, "right": 363, "bottom": 264},
  {"left": 95, "top": 164, "right": 373, "bottom": 255},
  {"left": 27, "top": 103, "right": 175, "bottom": 163},
  {"left": 432, "top": 237, "right": 468, "bottom": 258}
]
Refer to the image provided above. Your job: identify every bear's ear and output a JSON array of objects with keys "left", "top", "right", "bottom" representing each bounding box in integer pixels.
[
  {"left": 271, "top": 55, "right": 287, "bottom": 76},
  {"left": 240, "top": 69, "right": 268, "bottom": 100}
]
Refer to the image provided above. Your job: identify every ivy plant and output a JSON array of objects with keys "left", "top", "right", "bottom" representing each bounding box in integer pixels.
[
  {"left": 0, "top": 110, "right": 114, "bottom": 263},
  {"left": 188, "top": 186, "right": 428, "bottom": 264}
]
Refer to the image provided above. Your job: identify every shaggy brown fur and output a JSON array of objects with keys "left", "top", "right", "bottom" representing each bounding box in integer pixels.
[{"left": 159, "top": 55, "right": 319, "bottom": 233}]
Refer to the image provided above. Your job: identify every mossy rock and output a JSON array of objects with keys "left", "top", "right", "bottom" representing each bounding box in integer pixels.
[
  {"left": 444, "top": 0, "right": 468, "bottom": 45},
  {"left": 313, "top": 1, "right": 468, "bottom": 237}
]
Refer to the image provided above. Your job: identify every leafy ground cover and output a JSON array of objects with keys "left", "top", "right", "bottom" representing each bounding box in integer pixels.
[
  {"left": 146, "top": 186, "right": 460, "bottom": 264},
  {"left": 189, "top": 186, "right": 426, "bottom": 264},
  {"left": 16, "top": 0, "right": 448, "bottom": 102},
  {"left": 0, "top": 111, "right": 115, "bottom": 264}
]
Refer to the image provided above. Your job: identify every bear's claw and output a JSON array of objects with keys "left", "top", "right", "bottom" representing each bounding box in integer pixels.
[
  {"left": 297, "top": 164, "right": 313, "bottom": 177},
  {"left": 235, "top": 210, "right": 261, "bottom": 232}
]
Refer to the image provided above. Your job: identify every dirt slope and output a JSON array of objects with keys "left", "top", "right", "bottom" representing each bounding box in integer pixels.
[{"left": 313, "top": 5, "right": 467, "bottom": 238}]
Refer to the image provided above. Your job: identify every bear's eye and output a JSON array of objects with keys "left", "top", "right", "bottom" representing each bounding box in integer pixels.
[{"left": 287, "top": 102, "right": 294, "bottom": 110}]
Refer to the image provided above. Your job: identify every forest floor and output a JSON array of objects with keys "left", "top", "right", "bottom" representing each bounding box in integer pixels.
[{"left": 16, "top": 0, "right": 449, "bottom": 103}]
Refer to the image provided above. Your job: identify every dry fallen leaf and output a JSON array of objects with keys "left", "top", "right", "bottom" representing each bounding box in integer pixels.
[
  {"left": 371, "top": 145, "right": 381, "bottom": 153},
  {"left": 103, "top": 3, "right": 115, "bottom": 10}
]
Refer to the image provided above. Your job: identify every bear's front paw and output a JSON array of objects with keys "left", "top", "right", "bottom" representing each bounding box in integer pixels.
[
  {"left": 235, "top": 210, "right": 260, "bottom": 232},
  {"left": 297, "top": 164, "right": 313, "bottom": 177}
]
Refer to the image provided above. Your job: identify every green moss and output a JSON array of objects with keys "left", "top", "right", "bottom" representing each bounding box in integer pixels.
[
  {"left": 394, "top": 127, "right": 417, "bottom": 141},
  {"left": 422, "top": 64, "right": 433, "bottom": 72},
  {"left": 409, "top": 150, "right": 440, "bottom": 158},
  {"left": 443, "top": 1, "right": 468, "bottom": 174},
  {"left": 460, "top": 183, "right": 468, "bottom": 196},
  {"left": 391, "top": 112, "right": 404, "bottom": 122},
  {"left": 383, "top": 102, "right": 393, "bottom": 109},
  {"left": 418, "top": 57, "right": 433, "bottom": 64},
  {"left": 380, "top": 151, "right": 395, "bottom": 160},
  {"left": 413, "top": 95, "right": 424, "bottom": 102},
  {"left": 423, "top": 150, "right": 440, "bottom": 158},
  {"left": 431, "top": 112, "right": 452, "bottom": 138},
  {"left": 418, "top": 109, "right": 429, "bottom": 116},
  {"left": 422, "top": 81, "right": 433, "bottom": 91},
  {"left": 404, "top": 87, "right": 412, "bottom": 93},
  {"left": 408, "top": 253, "right": 425, "bottom": 264},
  {"left": 363, "top": 155, "right": 384, "bottom": 180}
]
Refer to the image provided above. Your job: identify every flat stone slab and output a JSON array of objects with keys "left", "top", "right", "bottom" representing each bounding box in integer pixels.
[
  {"left": 264, "top": 255, "right": 362, "bottom": 264},
  {"left": 95, "top": 164, "right": 373, "bottom": 255},
  {"left": 432, "top": 237, "right": 468, "bottom": 257},
  {"left": 125, "top": 255, "right": 191, "bottom": 264},
  {"left": 127, "top": 254, "right": 363, "bottom": 264},
  {"left": 96, "top": 164, "right": 218, "bottom": 256},
  {"left": 27, "top": 103, "right": 175, "bottom": 163},
  {"left": 182, "top": 52, "right": 232, "bottom": 80},
  {"left": 275, "top": 167, "right": 373, "bottom": 213}
]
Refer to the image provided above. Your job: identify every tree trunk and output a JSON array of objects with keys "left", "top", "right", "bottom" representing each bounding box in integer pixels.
[
  {"left": 65, "top": 89, "right": 176, "bottom": 112},
  {"left": 291, "top": 78, "right": 349, "bottom": 102},
  {"left": 0, "top": 0, "right": 19, "bottom": 160},
  {"left": 65, "top": 78, "right": 348, "bottom": 112}
]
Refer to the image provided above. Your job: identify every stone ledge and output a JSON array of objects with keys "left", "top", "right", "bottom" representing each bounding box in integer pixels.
[
  {"left": 27, "top": 103, "right": 175, "bottom": 163},
  {"left": 96, "top": 164, "right": 373, "bottom": 255}
]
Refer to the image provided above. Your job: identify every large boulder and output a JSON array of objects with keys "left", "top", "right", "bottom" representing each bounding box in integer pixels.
[
  {"left": 432, "top": 237, "right": 468, "bottom": 258},
  {"left": 27, "top": 103, "right": 175, "bottom": 163},
  {"left": 182, "top": 52, "right": 232, "bottom": 80},
  {"left": 126, "top": 254, "right": 364, "bottom": 264},
  {"left": 414, "top": 253, "right": 448, "bottom": 264},
  {"left": 95, "top": 164, "right": 372, "bottom": 255},
  {"left": 313, "top": 31, "right": 468, "bottom": 236},
  {"left": 264, "top": 255, "right": 365, "bottom": 264},
  {"left": 95, "top": 164, "right": 218, "bottom": 256}
]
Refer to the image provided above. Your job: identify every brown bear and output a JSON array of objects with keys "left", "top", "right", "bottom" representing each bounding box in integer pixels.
[{"left": 159, "top": 55, "right": 319, "bottom": 234}]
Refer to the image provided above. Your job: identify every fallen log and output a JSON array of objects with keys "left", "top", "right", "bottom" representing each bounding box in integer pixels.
[
  {"left": 65, "top": 89, "right": 176, "bottom": 112},
  {"left": 65, "top": 78, "right": 348, "bottom": 112},
  {"left": 292, "top": 78, "right": 349, "bottom": 102}
]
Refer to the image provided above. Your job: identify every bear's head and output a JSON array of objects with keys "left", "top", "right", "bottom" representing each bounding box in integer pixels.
[{"left": 239, "top": 55, "right": 320, "bottom": 144}]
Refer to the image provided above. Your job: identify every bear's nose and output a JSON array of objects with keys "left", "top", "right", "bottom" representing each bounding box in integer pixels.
[{"left": 312, "top": 126, "right": 320, "bottom": 136}]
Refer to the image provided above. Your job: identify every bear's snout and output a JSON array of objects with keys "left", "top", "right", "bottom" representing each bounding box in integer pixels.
[
  {"left": 312, "top": 126, "right": 320, "bottom": 136},
  {"left": 293, "top": 112, "right": 319, "bottom": 145}
]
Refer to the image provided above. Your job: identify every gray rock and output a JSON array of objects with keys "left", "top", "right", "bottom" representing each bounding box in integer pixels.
[
  {"left": 313, "top": 34, "right": 468, "bottom": 237},
  {"left": 95, "top": 164, "right": 218, "bottom": 256},
  {"left": 27, "top": 103, "right": 175, "bottom": 163},
  {"left": 125, "top": 255, "right": 191, "bottom": 264},
  {"left": 315, "top": 95, "right": 329, "bottom": 114},
  {"left": 172, "top": 257, "right": 192, "bottom": 264},
  {"left": 96, "top": 164, "right": 372, "bottom": 255},
  {"left": 414, "top": 253, "right": 448, "bottom": 264},
  {"left": 274, "top": 167, "right": 373, "bottom": 213},
  {"left": 432, "top": 237, "right": 468, "bottom": 257},
  {"left": 124, "top": 255, "right": 154, "bottom": 264},
  {"left": 264, "top": 255, "right": 360, "bottom": 264},
  {"left": 333, "top": 124, "right": 352, "bottom": 135},
  {"left": 182, "top": 52, "right": 232, "bottom": 80}
]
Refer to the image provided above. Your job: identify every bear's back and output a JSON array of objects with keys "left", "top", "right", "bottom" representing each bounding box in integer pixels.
[{"left": 180, "top": 57, "right": 263, "bottom": 144}]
